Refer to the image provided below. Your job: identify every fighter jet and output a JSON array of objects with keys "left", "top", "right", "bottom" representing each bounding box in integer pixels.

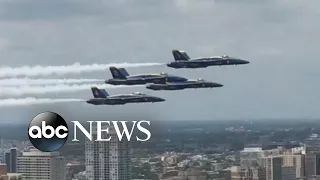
[
  {"left": 167, "top": 49, "right": 249, "bottom": 68},
  {"left": 146, "top": 79, "right": 223, "bottom": 91},
  {"left": 86, "top": 87, "right": 165, "bottom": 105},
  {"left": 105, "top": 66, "right": 188, "bottom": 85},
  {"left": 105, "top": 67, "right": 187, "bottom": 85}
]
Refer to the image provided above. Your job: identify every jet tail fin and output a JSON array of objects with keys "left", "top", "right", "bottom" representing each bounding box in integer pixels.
[
  {"left": 100, "top": 89, "right": 109, "bottom": 97},
  {"left": 172, "top": 49, "right": 190, "bottom": 61},
  {"left": 109, "top": 67, "right": 127, "bottom": 79},
  {"left": 118, "top": 68, "right": 129, "bottom": 77},
  {"left": 91, "top": 87, "right": 108, "bottom": 98}
]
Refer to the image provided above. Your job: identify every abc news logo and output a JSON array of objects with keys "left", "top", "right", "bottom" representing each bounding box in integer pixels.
[{"left": 28, "top": 112, "right": 151, "bottom": 152}]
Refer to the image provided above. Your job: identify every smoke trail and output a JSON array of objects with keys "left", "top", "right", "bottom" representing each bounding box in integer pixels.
[
  {"left": 0, "top": 97, "right": 85, "bottom": 107},
  {"left": 0, "top": 62, "right": 164, "bottom": 78},
  {"left": 0, "top": 84, "right": 143, "bottom": 97},
  {"left": 0, "top": 78, "right": 105, "bottom": 86}
]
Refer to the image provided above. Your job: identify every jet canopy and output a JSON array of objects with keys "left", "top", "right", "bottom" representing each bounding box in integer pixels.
[
  {"left": 197, "top": 78, "right": 204, "bottom": 81},
  {"left": 221, "top": 55, "right": 230, "bottom": 58},
  {"left": 160, "top": 72, "right": 168, "bottom": 75},
  {"left": 132, "top": 92, "right": 144, "bottom": 95}
]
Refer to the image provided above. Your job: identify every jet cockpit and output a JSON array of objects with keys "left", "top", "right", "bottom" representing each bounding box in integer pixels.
[
  {"left": 132, "top": 92, "right": 144, "bottom": 95},
  {"left": 160, "top": 72, "right": 168, "bottom": 76}
]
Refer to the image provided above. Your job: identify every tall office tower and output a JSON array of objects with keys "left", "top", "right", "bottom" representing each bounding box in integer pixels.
[
  {"left": 261, "top": 156, "right": 282, "bottom": 180},
  {"left": 282, "top": 153, "right": 305, "bottom": 178},
  {"left": 9, "top": 147, "right": 17, "bottom": 173},
  {"left": 85, "top": 126, "right": 132, "bottom": 180},
  {"left": 17, "top": 148, "right": 66, "bottom": 180},
  {"left": 240, "top": 147, "right": 264, "bottom": 167},
  {"left": 4, "top": 152, "right": 10, "bottom": 173},
  {"left": 305, "top": 134, "right": 320, "bottom": 178}
]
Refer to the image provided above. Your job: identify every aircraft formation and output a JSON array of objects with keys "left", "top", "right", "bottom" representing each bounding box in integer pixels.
[{"left": 86, "top": 49, "right": 249, "bottom": 106}]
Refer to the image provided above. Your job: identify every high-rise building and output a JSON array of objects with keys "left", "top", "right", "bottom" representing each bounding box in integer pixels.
[
  {"left": 316, "top": 155, "right": 320, "bottom": 176},
  {"left": 85, "top": 126, "right": 132, "bottom": 180},
  {"left": 282, "top": 153, "right": 305, "bottom": 178},
  {"left": 4, "top": 152, "right": 10, "bottom": 173},
  {"left": 305, "top": 134, "right": 320, "bottom": 153},
  {"left": 281, "top": 166, "right": 296, "bottom": 180},
  {"left": 9, "top": 148, "right": 17, "bottom": 173},
  {"left": 306, "top": 154, "right": 320, "bottom": 179},
  {"left": 17, "top": 148, "right": 66, "bottom": 180},
  {"left": 3, "top": 147, "right": 18, "bottom": 174},
  {"left": 261, "top": 156, "right": 282, "bottom": 180},
  {"left": 305, "top": 134, "right": 320, "bottom": 178}
]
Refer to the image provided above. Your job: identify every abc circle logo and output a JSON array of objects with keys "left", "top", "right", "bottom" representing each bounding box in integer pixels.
[{"left": 28, "top": 112, "right": 68, "bottom": 152}]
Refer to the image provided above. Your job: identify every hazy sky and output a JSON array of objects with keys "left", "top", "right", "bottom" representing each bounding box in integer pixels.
[{"left": 0, "top": 0, "right": 319, "bottom": 123}]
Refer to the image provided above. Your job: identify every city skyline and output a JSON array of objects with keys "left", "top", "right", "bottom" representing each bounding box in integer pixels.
[
  {"left": 0, "top": 0, "right": 319, "bottom": 123},
  {"left": 0, "top": 120, "right": 320, "bottom": 179}
]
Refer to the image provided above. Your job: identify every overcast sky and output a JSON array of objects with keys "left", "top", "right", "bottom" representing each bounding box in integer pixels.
[{"left": 0, "top": 0, "right": 319, "bottom": 123}]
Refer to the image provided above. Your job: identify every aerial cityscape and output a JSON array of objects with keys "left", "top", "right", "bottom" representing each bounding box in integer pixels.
[
  {"left": 1, "top": 120, "right": 320, "bottom": 179},
  {"left": 0, "top": 0, "right": 319, "bottom": 180}
]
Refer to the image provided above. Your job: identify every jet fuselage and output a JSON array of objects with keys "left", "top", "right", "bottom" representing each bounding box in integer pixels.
[
  {"left": 146, "top": 80, "right": 223, "bottom": 91},
  {"left": 167, "top": 57, "right": 249, "bottom": 69},
  {"left": 106, "top": 74, "right": 187, "bottom": 85},
  {"left": 86, "top": 94, "right": 165, "bottom": 105}
]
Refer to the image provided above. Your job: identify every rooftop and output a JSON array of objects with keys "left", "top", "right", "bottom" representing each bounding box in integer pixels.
[{"left": 241, "top": 147, "right": 263, "bottom": 152}]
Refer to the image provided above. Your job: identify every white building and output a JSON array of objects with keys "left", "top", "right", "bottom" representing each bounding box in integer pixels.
[
  {"left": 17, "top": 148, "right": 66, "bottom": 180},
  {"left": 85, "top": 126, "right": 132, "bottom": 180},
  {"left": 6, "top": 173, "right": 23, "bottom": 180}
]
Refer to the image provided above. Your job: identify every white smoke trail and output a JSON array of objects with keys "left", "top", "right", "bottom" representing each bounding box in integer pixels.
[
  {"left": 0, "top": 97, "right": 85, "bottom": 107},
  {"left": 0, "top": 84, "right": 142, "bottom": 97},
  {"left": 0, "top": 78, "right": 105, "bottom": 86},
  {"left": 0, "top": 62, "right": 164, "bottom": 78}
]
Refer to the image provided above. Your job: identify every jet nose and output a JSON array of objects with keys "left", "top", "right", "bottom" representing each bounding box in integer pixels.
[
  {"left": 242, "top": 60, "right": 250, "bottom": 64},
  {"left": 156, "top": 97, "right": 165, "bottom": 102},
  {"left": 212, "top": 83, "right": 223, "bottom": 87},
  {"left": 216, "top": 83, "right": 223, "bottom": 87}
]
